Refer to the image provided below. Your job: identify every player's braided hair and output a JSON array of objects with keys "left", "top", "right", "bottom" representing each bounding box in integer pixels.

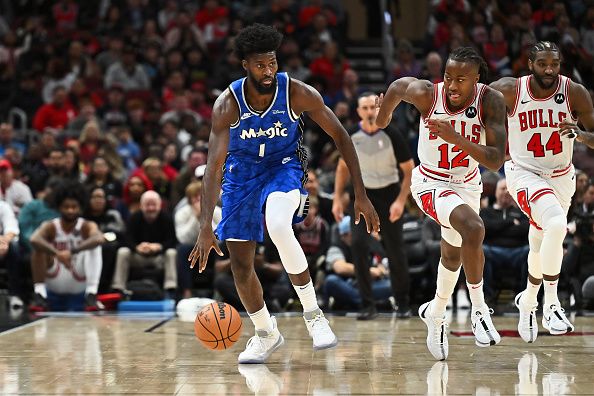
[
  {"left": 448, "top": 46, "right": 489, "bottom": 83},
  {"left": 528, "top": 41, "right": 561, "bottom": 62},
  {"left": 234, "top": 23, "right": 283, "bottom": 60}
]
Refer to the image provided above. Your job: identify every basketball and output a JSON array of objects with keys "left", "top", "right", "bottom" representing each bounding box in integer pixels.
[{"left": 194, "top": 301, "right": 243, "bottom": 350}]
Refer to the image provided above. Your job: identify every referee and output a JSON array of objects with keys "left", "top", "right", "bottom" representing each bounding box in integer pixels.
[{"left": 333, "top": 92, "right": 414, "bottom": 320}]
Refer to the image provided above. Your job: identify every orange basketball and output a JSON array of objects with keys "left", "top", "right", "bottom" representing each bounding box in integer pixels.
[{"left": 194, "top": 301, "right": 243, "bottom": 350}]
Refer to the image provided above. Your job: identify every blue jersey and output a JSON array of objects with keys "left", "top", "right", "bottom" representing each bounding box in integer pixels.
[{"left": 216, "top": 72, "right": 309, "bottom": 242}]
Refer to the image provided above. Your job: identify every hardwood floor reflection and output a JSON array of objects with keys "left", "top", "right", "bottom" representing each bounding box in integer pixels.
[{"left": 0, "top": 312, "right": 593, "bottom": 394}]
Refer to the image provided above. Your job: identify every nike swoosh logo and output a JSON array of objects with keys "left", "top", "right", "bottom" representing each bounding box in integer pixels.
[
  {"left": 521, "top": 100, "right": 531, "bottom": 104},
  {"left": 433, "top": 111, "right": 445, "bottom": 115},
  {"left": 420, "top": 304, "right": 429, "bottom": 318}
]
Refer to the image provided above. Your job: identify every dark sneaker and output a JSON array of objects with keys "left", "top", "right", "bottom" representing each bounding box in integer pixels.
[
  {"left": 84, "top": 294, "right": 105, "bottom": 312},
  {"left": 29, "top": 293, "right": 48, "bottom": 313},
  {"left": 356, "top": 305, "right": 378, "bottom": 321}
]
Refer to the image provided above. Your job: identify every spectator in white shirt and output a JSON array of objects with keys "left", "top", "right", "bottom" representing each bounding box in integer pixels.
[
  {"left": 0, "top": 199, "right": 21, "bottom": 308},
  {"left": 0, "top": 159, "right": 32, "bottom": 216},
  {"left": 174, "top": 181, "right": 221, "bottom": 298}
]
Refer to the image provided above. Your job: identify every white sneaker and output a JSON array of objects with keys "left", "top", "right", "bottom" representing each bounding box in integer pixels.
[
  {"left": 419, "top": 301, "right": 448, "bottom": 361},
  {"left": 238, "top": 364, "right": 283, "bottom": 394},
  {"left": 238, "top": 317, "right": 284, "bottom": 364},
  {"left": 426, "top": 361, "right": 448, "bottom": 395},
  {"left": 470, "top": 305, "right": 501, "bottom": 347},
  {"left": 9, "top": 295, "right": 24, "bottom": 309},
  {"left": 542, "top": 303, "right": 574, "bottom": 335},
  {"left": 304, "top": 308, "right": 338, "bottom": 350},
  {"left": 515, "top": 291, "right": 538, "bottom": 343}
]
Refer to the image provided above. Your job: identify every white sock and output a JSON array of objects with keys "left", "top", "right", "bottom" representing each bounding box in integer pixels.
[
  {"left": 431, "top": 260, "right": 460, "bottom": 317},
  {"left": 543, "top": 278, "right": 560, "bottom": 307},
  {"left": 83, "top": 247, "right": 102, "bottom": 295},
  {"left": 293, "top": 280, "right": 319, "bottom": 313},
  {"left": 34, "top": 283, "right": 47, "bottom": 299},
  {"left": 248, "top": 305, "right": 274, "bottom": 333},
  {"left": 467, "top": 279, "right": 486, "bottom": 309},
  {"left": 523, "top": 279, "right": 541, "bottom": 306}
]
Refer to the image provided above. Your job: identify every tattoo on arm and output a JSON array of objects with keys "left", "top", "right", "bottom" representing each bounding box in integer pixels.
[{"left": 483, "top": 90, "right": 507, "bottom": 168}]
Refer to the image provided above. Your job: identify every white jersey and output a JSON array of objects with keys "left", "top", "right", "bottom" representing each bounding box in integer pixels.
[
  {"left": 52, "top": 217, "right": 84, "bottom": 252},
  {"left": 507, "top": 75, "right": 575, "bottom": 173},
  {"left": 418, "top": 82, "right": 487, "bottom": 182},
  {"left": 46, "top": 217, "right": 87, "bottom": 285}
]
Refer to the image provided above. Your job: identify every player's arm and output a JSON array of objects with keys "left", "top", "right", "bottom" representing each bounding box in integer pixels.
[
  {"left": 291, "top": 79, "right": 379, "bottom": 233},
  {"left": 189, "top": 91, "right": 235, "bottom": 270},
  {"left": 332, "top": 158, "right": 349, "bottom": 222},
  {"left": 376, "top": 77, "right": 435, "bottom": 128},
  {"left": 489, "top": 77, "right": 518, "bottom": 112},
  {"left": 560, "top": 81, "right": 594, "bottom": 148},
  {"left": 428, "top": 88, "right": 507, "bottom": 170},
  {"left": 30, "top": 221, "right": 58, "bottom": 255},
  {"left": 73, "top": 221, "right": 105, "bottom": 253}
]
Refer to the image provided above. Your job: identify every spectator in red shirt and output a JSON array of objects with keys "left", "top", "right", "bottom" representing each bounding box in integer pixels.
[
  {"left": 32, "top": 86, "right": 76, "bottom": 134},
  {"left": 309, "top": 40, "right": 350, "bottom": 94},
  {"left": 52, "top": 0, "right": 79, "bottom": 34},
  {"left": 194, "top": 0, "right": 229, "bottom": 30}
]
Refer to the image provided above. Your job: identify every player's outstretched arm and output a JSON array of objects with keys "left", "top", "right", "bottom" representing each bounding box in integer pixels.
[
  {"left": 560, "top": 81, "right": 594, "bottom": 149},
  {"left": 376, "top": 77, "right": 434, "bottom": 128},
  {"left": 189, "top": 91, "right": 233, "bottom": 271},
  {"left": 291, "top": 80, "right": 380, "bottom": 233}
]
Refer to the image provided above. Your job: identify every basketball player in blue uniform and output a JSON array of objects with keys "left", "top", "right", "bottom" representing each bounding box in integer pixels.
[{"left": 189, "top": 24, "right": 379, "bottom": 364}]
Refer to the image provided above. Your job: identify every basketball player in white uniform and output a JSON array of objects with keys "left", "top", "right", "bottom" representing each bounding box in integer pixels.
[
  {"left": 377, "top": 47, "right": 507, "bottom": 360},
  {"left": 30, "top": 181, "right": 106, "bottom": 311},
  {"left": 490, "top": 41, "right": 594, "bottom": 343}
]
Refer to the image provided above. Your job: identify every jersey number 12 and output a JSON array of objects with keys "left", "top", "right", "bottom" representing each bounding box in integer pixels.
[{"left": 437, "top": 144, "right": 470, "bottom": 169}]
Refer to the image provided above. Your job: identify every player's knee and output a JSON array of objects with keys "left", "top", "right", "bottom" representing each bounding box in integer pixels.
[
  {"left": 459, "top": 218, "right": 485, "bottom": 246},
  {"left": 230, "top": 258, "right": 254, "bottom": 280},
  {"left": 543, "top": 213, "right": 567, "bottom": 240},
  {"left": 266, "top": 218, "right": 293, "bottom": 242}
]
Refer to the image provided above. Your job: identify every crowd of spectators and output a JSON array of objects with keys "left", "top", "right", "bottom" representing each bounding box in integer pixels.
[{"left": 0, "top": 0, "right": 593, "bottom": 312}]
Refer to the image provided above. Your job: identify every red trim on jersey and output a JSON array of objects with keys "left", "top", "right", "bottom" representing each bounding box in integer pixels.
[
  {"left": 551, "top": 164, "right": 573, "bottom": 178},
  {"left": 419, "top": 165, "right": 478, "bottom": 183},
  {"left": 508, "top": 78, "right": 521, "bottom": 117},
  {"left": 71, "top": 267, "right": 86, "bottom": 282},
  {"left": 46, "top": 263, "right": 60, "bottom": 279},
  {"left": 526, "top": 75, "right": 561, "bottom": 101},
  {"left": 564, "top": 77, "right": 578, "bottom": 121},
  {"left": 418, "top": 190, "right": 449, "bottom": 228},
  {"left": 441, "top": 84, "right": 478, "bottom": 116},
  {"left": 477, "top": 85, "right": 487, "bottom": 128},
  {"left": 529, "top": 188, "right": 554, "bottom": 203},
  {"left": 424, "top": 83, "right": 439, "bottom": 119}
]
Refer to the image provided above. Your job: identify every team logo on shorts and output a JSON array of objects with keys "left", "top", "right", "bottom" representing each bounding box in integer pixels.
[
  {"left": 465, "top": 106, "right": 477, "bottom": 118},
  {"left": 554, "top": 93, "right": 565, "bottom": 104}
]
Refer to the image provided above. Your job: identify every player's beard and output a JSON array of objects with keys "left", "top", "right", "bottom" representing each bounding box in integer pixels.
[
  {"left": 61, "top": 214, "right": 79, "bottom": 224},
  {"left": 249, "top": 74, "right": 277, "bottom": 94},
  {"left": 533, "top": 73, "right": 557, "bottom": 90}
]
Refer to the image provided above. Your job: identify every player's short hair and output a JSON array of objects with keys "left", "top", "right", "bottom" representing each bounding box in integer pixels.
[
  {"left": 52, "top": 180, "right": 87, "bottom": 209},
  {"left": 528, "top": 41, "right": 561, "bottom": 62},
  {"left": 447, "top": 46, "right": 489, "bottom": 83},
  {"left": 234, "top": 23, "right": 283, "bottom": 60}
]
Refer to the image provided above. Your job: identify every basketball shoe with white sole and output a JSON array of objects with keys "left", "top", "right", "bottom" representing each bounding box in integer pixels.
[
  {"left": 238, "top": 316, "right": 284, "bottom": 364},
  {"left": 542, "top": 303, "right": 574, "bottom": 335},
  {"left": 470, "top": 305, "right": 501, "bottom": 347},
  {"left": 418, "top": 301, "right": 448, "bottom": 361},
  {"left": 514, "top": 291, "right": 538, "bottom": 343},
  {"left": 304, "top": 308, "right": 338, "bottom": 350}
]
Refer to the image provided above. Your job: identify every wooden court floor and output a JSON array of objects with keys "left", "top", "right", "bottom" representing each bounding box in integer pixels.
[{"left": 1, "top": 312, "right": 593, "bottom": 395}]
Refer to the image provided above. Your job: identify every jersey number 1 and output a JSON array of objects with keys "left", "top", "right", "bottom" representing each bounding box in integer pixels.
[
  {"left": 437, "top": 144, "right": 470, "bottom": 169},
  {"left": 526, "top": 132, "right": 562, "bottom": 157}
]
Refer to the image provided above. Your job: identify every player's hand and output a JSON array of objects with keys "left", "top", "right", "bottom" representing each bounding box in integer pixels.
[
  {"left": 426, "top": 119, "right": 460, "bottom": 145},
  {"left": 375, "top": 93, "right": 392, "bottom": 129},
  {"left": 56, "top": 250, "right": 72, "bottom": 269},
  {"left": 332, "top": 197, "right": 344, "bottom": 223},
  {"left": 389, "top": 199, "right": 405, "bottom": 222},
  {"left": 189, "top": 227, "right": 223, "bottom": 273},
  {"left": 559, "top": 120, "right": 582, "bottom": 141},
  {"left": 353, "top": 196, "right": 380, "bottom": 234}
]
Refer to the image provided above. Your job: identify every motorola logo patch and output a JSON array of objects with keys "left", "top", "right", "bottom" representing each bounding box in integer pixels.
[
  {"left": 554, "top": 93, "right": 565, "bottom": 104},
  {"left": 465, "top": 106, "right": 477, "bottom": 118}
]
